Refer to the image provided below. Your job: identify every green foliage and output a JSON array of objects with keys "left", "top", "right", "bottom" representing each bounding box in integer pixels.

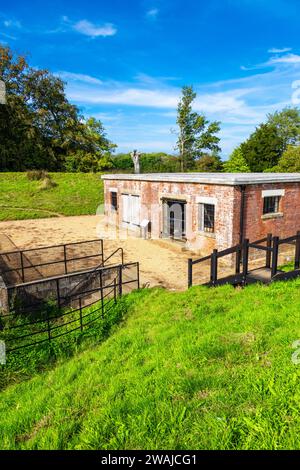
[
  {"left": 2, "top": 280, "right": 300, "bottom": 449},
  {"left": 223, "top": 147, "right": 250, "bottom": 173},
  {"left": 64, "top": 151, "right": 113, "bottom": 173},
  {"left": 267, "top": 107, "right": 300, "bottom": 152},
  {"left": 176, "top": 86, "right": 221, "bottom": 171},
  {"left": 0, "top": 46, "right": 115, "bottom": 172},
  {"left": 272, "top": 145, "right": 300, "bottom": 172},
  {"left": 111, "top": 153, "right": 134, "bottom": 171},
  {"left": 112, "top": 152, "right": 180, "bottom": 173},
  {"left": 0, "top": 172, "right": 104, "bottom": 220},
  {"left": 195, "top": 153, "right": 223, "bottom": 172},
  {"left": 241, "top": 123, "right": 283, "bottom": 172}
]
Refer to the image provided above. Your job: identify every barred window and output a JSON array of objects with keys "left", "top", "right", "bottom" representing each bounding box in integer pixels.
[
  {"left": 111, "top": 191, "right": 118, "bottom": 211},
  {"left": 199, "top": 203, "right": 215, "bottom": 233},
  {"left": 263, "top": 196, "right": 280, "bottom": 215}
]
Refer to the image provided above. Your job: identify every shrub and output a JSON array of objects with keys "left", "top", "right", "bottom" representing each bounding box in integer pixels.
[
  {"left": 26, "top": 170, "right": 49, "bottom": 181},
  {"left": 38, "top": 176, "right": 57, "bottom": 190}
]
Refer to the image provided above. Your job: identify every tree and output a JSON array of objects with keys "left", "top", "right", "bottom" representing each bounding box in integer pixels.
[
  {"left": 195, "top": 154, "right": 223, "bottom": 172},
  {"left": 175, "top": 85, "right": 221, "bottom": 171},
  {"left": 273, "top": 145, "right": 300, "bottom": 172},
  {"left": 0, "top": 45, "right": 115, "bottom": 171},
  {"left": 223, "top": 146, "right": 250, "bottom": 173},
  {"left": 267, "top": 107, "right": 300, "bottom": 153},
  {"left": 240, "top": 123, "right": 283, "bottom": 172}
]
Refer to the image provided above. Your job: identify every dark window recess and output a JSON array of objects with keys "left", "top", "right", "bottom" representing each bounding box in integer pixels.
[
  {"left": 202, "top": 204, "right": 215, "bottom": 233},
  {"left": 111, "top": 192, "right": 118, "bottom": 211},
  {"left": 263, "top": 196, "right": 280, "bottom": 215}
]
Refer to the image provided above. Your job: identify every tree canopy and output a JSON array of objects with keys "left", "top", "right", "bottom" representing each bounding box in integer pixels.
[
  {"left": 223, "top": 146, "right": 250, "bottom": 173},
  {"left": 0, "top": 46, "right": 115, "bottom": 172},
  {"left": 240, "top": 123, "right": 283, "bottom": 172},
  {"left": 175, "top": 86, "right": 221, "bottom": 171}
]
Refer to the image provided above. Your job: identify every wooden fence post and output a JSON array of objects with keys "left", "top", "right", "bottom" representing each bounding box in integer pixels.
[
  {"left": 266, "top": 233, "right": 272, "bottom": 269},
  {"left": 188, "top": 258, "right": 193, "bottom": 288},
  {"left": 271, "top": 236, "right": 279, "bottom": 278},
  {"left": 242, "top": 239, "right": 249, "bottom": 284},
  {"left": 235, "top": 246, "right": 241, "bottom": 274},
  {"left": 210, "top": 250, "right": 218, "bottom": 287}
]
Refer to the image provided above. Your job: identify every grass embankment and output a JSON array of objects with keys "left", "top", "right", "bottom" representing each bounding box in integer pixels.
[
  {"left": 2, "top": 281, "right": 300, "bottom": 450},
  {"left": 0, "top": 173, "right": 104, "bottom": 220}
]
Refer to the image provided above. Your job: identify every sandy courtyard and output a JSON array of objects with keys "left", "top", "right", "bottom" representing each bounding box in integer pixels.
[{"left": 0, "top": 215, "right": 201, "bottom": 290}]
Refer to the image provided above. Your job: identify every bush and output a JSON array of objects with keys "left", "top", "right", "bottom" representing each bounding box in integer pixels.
[
  {"left": 38, "top": 176, "right": 57, "bottom": 190},
  {"left": 26, "top": 170, "right": 48, "bottom": 181}
]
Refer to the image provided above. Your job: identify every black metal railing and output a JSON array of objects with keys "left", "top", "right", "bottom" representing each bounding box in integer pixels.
[
  {"left": 1, "top": 262, "right": 140, "bottom": 354},
  {"left": 0, "top": 239, "right": 104, "bottom": 284}
]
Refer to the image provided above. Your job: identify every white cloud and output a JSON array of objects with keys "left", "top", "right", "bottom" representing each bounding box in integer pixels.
[
  {"left": 268, "top": 53, "right": 300, "bottom": 65},
  {"left": 57, "top": 71, "right": 102, "bottom": 85},
  {"left": 268, "top": 47, "right": 292, "bottom": 54},
  {"left": 73, "top": 20, "right": 117, "bottom": 38},
  {"left": 3, "top": 19, "right": 21, "bottom": 29},
  {"left": 62, "top": 54, "right": 300, "bottom": 156},
  {"left": 146, "top": 8, "right": 159, "bottom": 19}
]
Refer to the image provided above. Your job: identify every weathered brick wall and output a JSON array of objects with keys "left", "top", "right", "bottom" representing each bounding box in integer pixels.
[
  {"left": 104, "top": 179, "right": 237, "bottom": 255},
  {"left": 241, "top": 183, "right": 300, "bottom": 242}
]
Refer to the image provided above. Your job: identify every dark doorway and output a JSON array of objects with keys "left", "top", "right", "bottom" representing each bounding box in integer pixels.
[{"left": 162, "top": 199, "right": 186, "bottom": 239}]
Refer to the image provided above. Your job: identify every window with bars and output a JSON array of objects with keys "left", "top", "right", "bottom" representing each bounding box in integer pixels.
[
  {"left": 110, "top": 191, "right": 118, "bottom": 211},
  {"left": 263, "top": 196, "right": 280, "bottom": 215},
  {"left": 199, "top": 203, "right": 215, "bottom": 233}
]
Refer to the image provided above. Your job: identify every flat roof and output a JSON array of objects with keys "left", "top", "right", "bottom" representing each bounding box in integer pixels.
[{"left": 101, "top": 173, "right": 300, "bottom": 186}]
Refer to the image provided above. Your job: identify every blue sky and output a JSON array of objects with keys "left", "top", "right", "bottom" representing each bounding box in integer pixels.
[{"left": 1, "top": 0, "right": 300, "bottom": 158}]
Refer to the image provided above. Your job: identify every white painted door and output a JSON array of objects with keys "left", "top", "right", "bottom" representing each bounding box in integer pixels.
[{"left": 121, "top": 194, "right": 140, "bottom": 226}]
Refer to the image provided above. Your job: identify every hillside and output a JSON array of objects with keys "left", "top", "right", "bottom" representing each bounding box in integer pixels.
[
  {"left": 1, "top": 280, "right": 300, "bottom": 450},
  {"left": 0, "top": 173, "right": 104, "bottom": 220}
]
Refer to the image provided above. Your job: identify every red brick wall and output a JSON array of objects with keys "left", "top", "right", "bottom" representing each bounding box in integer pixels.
[
  {"left": 241, "top": 183, "right": 300, "bottom": 242},
  {"left": 104, "top": 179, "right": 237, "bottom": 255},
  {"left": 103, "top": 178, "right": 300, "bottom": 258}
]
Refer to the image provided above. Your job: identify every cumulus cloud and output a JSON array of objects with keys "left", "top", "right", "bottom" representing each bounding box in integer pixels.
[
  {"left": 73, "top": 19, "right": 117, "bottom": 38},
  {"left": 58, "top": 16, "right": 117, "bottom": 38}
]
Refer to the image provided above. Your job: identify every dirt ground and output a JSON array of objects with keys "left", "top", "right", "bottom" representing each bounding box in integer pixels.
[{"left": 0, "top": 215, "right": 202, "bottom": 290}]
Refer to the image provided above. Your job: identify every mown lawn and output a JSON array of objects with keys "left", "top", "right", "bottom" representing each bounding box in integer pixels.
[
  {"left": 1, "top": 280, "right": 300, "bottom": 450},
  {"left": 0, "top": 173, "right": 104, "bottom": 220}
]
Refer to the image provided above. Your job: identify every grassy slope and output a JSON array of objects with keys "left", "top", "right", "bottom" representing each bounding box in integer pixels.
[
  {"left": 0, "top": 173, "right": 103, "bottom": 220},
  {"left": 2, "top": 281, "right": 300, "bottom": 450}
]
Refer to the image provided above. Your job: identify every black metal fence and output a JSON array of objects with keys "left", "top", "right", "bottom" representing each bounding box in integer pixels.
[
  {"left": 188, "top": 232, "right": 300, "bottom": 288},
  {"left": 1, "top": 262, "right": 140, "bottom": 353},
  {"left": 0, "top": 239, "right": 104, "bottom": 285}
]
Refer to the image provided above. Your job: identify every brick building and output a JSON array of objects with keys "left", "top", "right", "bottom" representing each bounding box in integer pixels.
[{"left": 102, "top": 173, "right": 300, "bottom": 254}]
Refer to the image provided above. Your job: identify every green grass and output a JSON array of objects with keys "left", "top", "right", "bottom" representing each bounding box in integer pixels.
[
  {"left": 0, "top": 172, "right": 104, "bottom": 220},
  {"left": 2, "top": 279, "right": 300, "bottom": 449}
]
